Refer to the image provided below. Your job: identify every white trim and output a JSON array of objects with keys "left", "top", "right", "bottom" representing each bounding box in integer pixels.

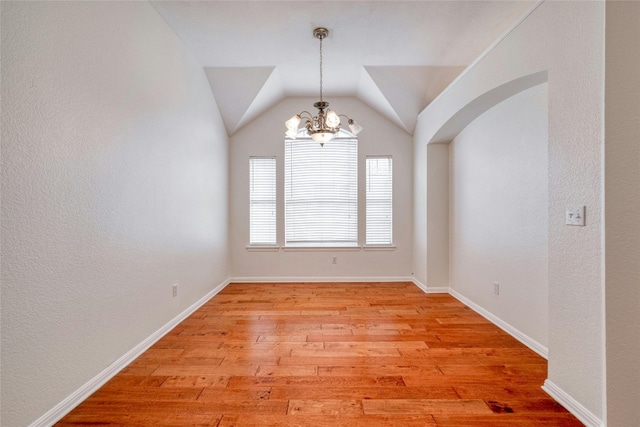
[
  {"left": 281, "top": 246, "right": 361, "bottom": 252},
  {"left": 425, "top": 286, "right": 450, "bottom": 294},
  {"left": 244, "top": 246, "right": 398, "bottom": 252},
  {"left": 363, "top": 245, "right": 397, "bottom": 251},
  {"left": 29, "top": 279, "right": 231, "bottom": 427},
  {"left": 246, "top": 245, "right": 280, "bottom": 251},
  {"left": 229, "top": 276, "right": 413, "bottom": 283},
  {"left": 542, "top": 380, "right": 604, "bottom": 427},
  {"left": 448, "top": 288, "right": 548, "bottom": 359},
  {"left": 411, "top": 278, "right": 449, "bottom": 294},
  {"left": 412, "top": 277, "right": 428, "bottom": 292}
]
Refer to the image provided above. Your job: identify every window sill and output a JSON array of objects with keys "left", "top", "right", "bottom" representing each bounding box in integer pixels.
[
  {"left": 363, "top": 245, "right": 397, "bottom": 251},
  {"left": 246, "top": 245, "right": 280, "bottom": 252},
  {"left": 245, "top": 245, "right": 396, "bottom": 252},
  {"left": 281, "top": 246, "right": 361, "bottom": 252}
]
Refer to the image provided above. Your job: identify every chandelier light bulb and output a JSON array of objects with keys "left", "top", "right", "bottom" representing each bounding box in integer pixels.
[
  {"left": 325, "top": 110, "right": 340, "bottom": 128},
  {"left": 348, "top": 119, "right": 363, "bottom": 135},
  {"left": 310, "top": 131, "right": 334, "bottom": 146},
  {"left": 285, "top": 129, "right": 298, "bottom": 139},
  {"left": 285, "top": 115, "right": 301, "bottom": 131}
]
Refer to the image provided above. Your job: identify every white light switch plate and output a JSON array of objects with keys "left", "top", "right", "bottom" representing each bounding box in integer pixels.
[{"left": 565, "top": 206, "right": 586, "bottom": 226}]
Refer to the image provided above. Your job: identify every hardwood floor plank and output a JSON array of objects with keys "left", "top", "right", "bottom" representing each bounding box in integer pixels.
[
  {"left": 58, "top": 413, "right": 223, "bottom": 426},
  {"left": 322, "top": 341, "right": 429, "bottom": 349},
  {"left": 179, "top": 400, "right": 289, "bottom": 415},
  {"left": 279, "top": 355, "right": 416, "bottom": 366},
  {"left": 56, "top": 282, "right": 581, "bottom": 426},
  {"left": 257, "top": 334, "right": 310, "bottom": 341},
  {"left": 152, "top": 365, "right": 259, "bottom": 376},
  {"left": 269, "top": 386, "right": 458, "bottom": 400},
  {"left": 309, "top": 333, "right": 438, "bottom": 342},
  {"left": 218, "top": 415, "right": 437, "bottom": 427},
  {"left": 317, "top": 365, "right": 441, "bottom": 377},
  {"left": 438, "top": 363, "right": 548, "bottom": 378},
  {"left": 227, "top": 375, "right": 406, "bottom": 388},
  {"left": 161, "top": 375, "right": 231, "bottom": 388},
  {"left": 290, "top": 348, "right": 401, "bottom": 357},
  {"left": 84, "top": 386, "right": 203, "bottom": 402},
  {"left": 256, "top": 365, "right": 318, "bottom": 376},
  {"left": 288, "top": 399, "right": 364, "bottom": 415},
  {"left": 451, "top": 382, "right": 554, "bottom": 400},
  {"left": 432, "top": 414, "right": 584, "bottom": 426},
  {"left": 198, "top": 387, "right": 272, "bottom": 401},
  {"left": 362, "top": 399, "right": 492, "bottom": 415}
]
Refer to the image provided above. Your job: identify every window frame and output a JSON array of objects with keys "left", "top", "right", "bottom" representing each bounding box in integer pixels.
[
  {"left": 365, "top": 155, "right": 393, "bottom": 246},
  {"left": 249, "top": 156, "right": 277, "bottom": 246},
  {"left": 284, "top": 130, "right": 358, "bottom": 248}
]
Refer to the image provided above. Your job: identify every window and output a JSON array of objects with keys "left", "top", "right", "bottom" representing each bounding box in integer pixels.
[
  {"left": 249, "top": 157, "right": 276, "bottom": 245},
  {"left": 366, "top": 156, "right": 393, "bottom": 245},
  {"left": 285, "top": 133, "right": 357, "bottom": 247}
]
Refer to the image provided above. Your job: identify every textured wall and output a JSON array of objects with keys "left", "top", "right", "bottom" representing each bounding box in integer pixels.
[
  {"left": 414, "top": 1, "right": 605, "bottom": 419},
  {"left": 0, "top": 2, "right": 229, "bottom": 425},
  {"left": 605, "top": 1, "right": 640, "bottom": 425},
  {"left": 412, "top": 124, "right": 429, "bottom": 284},
  {"left": 449, "top": 84, "right": 549, "bottom": 347},
  {"left": 426, "top": 144, "right": 449, "bottom": 288},
  {"left": 229, "top": 97, "right": 413, "bottom": 280}
]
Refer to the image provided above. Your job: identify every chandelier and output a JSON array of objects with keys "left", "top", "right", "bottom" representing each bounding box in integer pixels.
[{"left": 285, "top": 27, "right": 362, "bottom": 146}]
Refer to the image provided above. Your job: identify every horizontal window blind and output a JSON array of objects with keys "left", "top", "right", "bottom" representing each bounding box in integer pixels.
[
  {"left": 366, "top": 156, "right": 393, "bottom": 245},
  {"left": 285, "top": 138, "right": 357, "bottom": 247},
  {"left": 249, "top": 156, "right": 276, "bottom": 245}
]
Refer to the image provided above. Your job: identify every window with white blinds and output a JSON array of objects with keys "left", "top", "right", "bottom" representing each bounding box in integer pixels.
[
  {"left": 249, "top": 157, "right": 276, "bottom": 245},
  {"left": 366, "top": 156, "right": 393, "bottom": 245},
  {"left": 285, "top": 137, "right": 358, "bottom": 247}
]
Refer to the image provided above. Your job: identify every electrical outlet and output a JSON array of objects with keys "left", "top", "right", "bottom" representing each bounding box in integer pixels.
[
  {"left": 172, "top": 284, "right": 178, "bottom": 297},
  {"left": 565, "top": 206, "right": 586, "bottom": 226},
  {"left": 494, "top": 282, "right": 500, "bottom": 295},
  {"left": 332, "top": 256, "right": 338, "bottom": 265}
]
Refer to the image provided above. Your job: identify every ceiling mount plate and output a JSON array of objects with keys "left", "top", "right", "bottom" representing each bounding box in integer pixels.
[{"left": 313, "top": 27, "right": 329, "bottom": 40}]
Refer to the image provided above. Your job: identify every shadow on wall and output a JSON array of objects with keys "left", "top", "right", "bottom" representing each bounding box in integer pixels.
[{"left": 429, "top": 70, "right": 548, "bottom": 144}]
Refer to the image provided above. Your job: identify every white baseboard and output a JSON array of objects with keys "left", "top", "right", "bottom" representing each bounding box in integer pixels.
[
  {"left": 229, "top": 276, "right": 414, "bottom": 283},
  {"left": 542, "top": 380, "right": 604, "bottom": 427},
  {"left": 30, "top": 279, "right": 231, "bottom": 427},
  {"left": 411, "top": 278, "right": 449, "bottom": 294},
  {"left": 447, "top": 288, "right": 548, "bottom": 359}
]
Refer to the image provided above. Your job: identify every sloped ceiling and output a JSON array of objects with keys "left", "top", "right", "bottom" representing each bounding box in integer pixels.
[{"left": 150, "top": 0, "right": 535, "bottom": 135}]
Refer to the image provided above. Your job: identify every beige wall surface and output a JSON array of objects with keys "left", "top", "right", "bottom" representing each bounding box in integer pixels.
[
  {"left": 449, "top": 84, "right": 549, "bottom": 348},
  {"left": 0, "top": 2, "right": 229, "bottom": 425},
  {"left": 229, "top": 97, "right": 413, "bottom": 280},
  {"left": 605, "top": 1, "right": 640, "bottom": 426}
]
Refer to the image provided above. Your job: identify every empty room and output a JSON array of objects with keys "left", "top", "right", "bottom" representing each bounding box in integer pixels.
[{"left": 1, "top": 1, "right": 638, "bottom": 426}]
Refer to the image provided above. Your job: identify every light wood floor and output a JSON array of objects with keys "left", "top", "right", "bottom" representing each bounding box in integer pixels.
[{"left": 57, "top": 282, "right": 582, "bottom": 426}]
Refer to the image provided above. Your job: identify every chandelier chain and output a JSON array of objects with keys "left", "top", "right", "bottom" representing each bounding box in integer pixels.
[{"left": 319, "top": 34, "right": 323, "bottom": 103}]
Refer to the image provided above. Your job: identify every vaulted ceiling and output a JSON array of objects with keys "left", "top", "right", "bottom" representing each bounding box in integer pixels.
[{"left": 150, "top": 1, "right": 535, "bottom": 136}]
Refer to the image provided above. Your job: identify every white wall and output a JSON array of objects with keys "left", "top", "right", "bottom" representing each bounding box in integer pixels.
[
  {"left": 412, "top": 127, "right": 429, "bottom": 284},
  {"left": 0, "top": 2, "right": 229, "bottom": 426},
  {"left": 449, "top": 84, "right": 548, "bottom": 347},
  {"left": 230, "top": 97, "right": 413, "bottom": 280},
  {"left": 426, "top": 144, "right": 449, "bottom": 288},
  {"left": 414, "top": 1, "right": 605, "bottom": 422},
  {"left": 604, "top": 1, "right": 640, "bottom": 425}
]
